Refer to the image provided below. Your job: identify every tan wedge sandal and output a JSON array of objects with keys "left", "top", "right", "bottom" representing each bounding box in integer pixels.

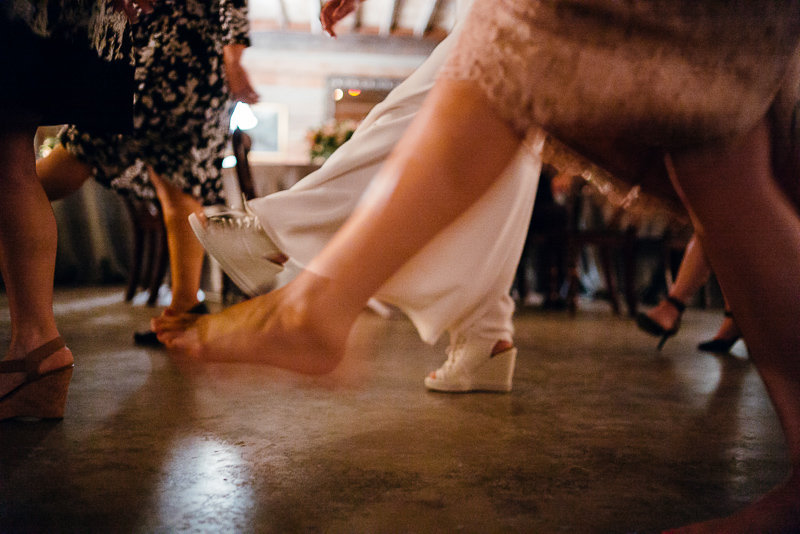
[{"left": 0, "top": 337, "right": 74, "bottom": 421}]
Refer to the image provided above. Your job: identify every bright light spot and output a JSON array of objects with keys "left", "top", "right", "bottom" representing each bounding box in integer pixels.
[
  {"left": 348, "top": 89, "right": 361, "bottom": 97},
  {"left": 333, "top": 88, "right": 344, "bottom": 101},
  {"left": 222, "top": 155, "right": 237, "bottom": 168},
  {"left": 230, "top": 102, "right": 258, "bottom": 131}
]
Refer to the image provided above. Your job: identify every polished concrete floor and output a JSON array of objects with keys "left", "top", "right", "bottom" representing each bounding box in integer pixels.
[{"left": 0, "top": 287, "right": 788, "bottom": 533}]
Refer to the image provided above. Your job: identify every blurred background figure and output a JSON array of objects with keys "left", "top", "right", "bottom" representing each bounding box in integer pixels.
[
  {"left": 636, "top": 234, "right": 742, "bottom": 352},
  {"left": 36, "top": 0, "right": 258, "bottom": 347},
  {"left": 0, "top": 0, "right": 152, "bottom": 420}
]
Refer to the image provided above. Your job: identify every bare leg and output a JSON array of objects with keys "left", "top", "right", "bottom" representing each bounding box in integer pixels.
[
  {"left": 36, "top": 144, "right": 93, "bottom": 201},
  {"left": 38, "top": 152, "right": 206, "bottom": 315},
  {"left": 665, "top": 120, "right": 800, "bottom": 532},
  {"left": 149, "top": 169, "right": 204, "bottom": 314},
  {"left": 154, "top": 79, "right": 523, "bottom": 373},
  {"left": 643, "top": 234, "right": 712, "bottom": 332},
  {"left": 0, "top": 115, "right": 73, "bottom": 396}
]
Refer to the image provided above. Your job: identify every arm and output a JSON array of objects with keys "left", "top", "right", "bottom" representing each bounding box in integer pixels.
[
  {"left": 224, "top": 43, "right": 259, "bottom": 104},
  {"left": 220, "top": 0, "right": 259, "bottom": 104},
  {"left": 321, "top": 0, "right": 362, "bottom": 37}
]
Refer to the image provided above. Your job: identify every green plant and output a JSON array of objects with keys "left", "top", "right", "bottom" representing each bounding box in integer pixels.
[{"left": 306, "top": 119, "right": 358, "bottom": 163}]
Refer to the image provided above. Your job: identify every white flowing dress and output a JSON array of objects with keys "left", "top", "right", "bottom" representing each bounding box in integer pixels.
[{"left": 248, "top": 0, "right": 544, "bottom": 345}]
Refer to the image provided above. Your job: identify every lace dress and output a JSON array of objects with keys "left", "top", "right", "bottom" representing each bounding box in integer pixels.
[
  {"left": 0, "top": 0, "right": 133, "bottom": 131},
  {"left": 440, "top": 0, "right": 800, "bottom": 212},
  {"left": 61, "top": 0, "right": 251, "bottom": 205}
]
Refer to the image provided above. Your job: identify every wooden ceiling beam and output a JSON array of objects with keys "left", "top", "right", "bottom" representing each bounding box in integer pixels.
[
  {"left": 274, "top": 0, "right": 289, "bottom": 29},
  {"left": 353, "top": 0, "right": 363, "bottom": 31},
  {"left": 308, "top": 0, "right": 323, "bottom": 34},
  {"left": 249, "top": 29, "right": 441, "bottom": 55},
  {"left": 412, "top": 0, "right": 439, "bottom": 37},
  {"left": 379, "top": 0, "right": 399, "bottom": 36}
]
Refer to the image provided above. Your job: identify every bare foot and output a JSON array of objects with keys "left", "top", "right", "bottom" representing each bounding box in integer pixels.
[
  {"left": 151, "top": 310, "right": 204, "bottom": 335},
  {"left": 153, "top": 272, "right": 360, "bottom": 375},
  {"left": 664, "top": 472, "right": 800, "bottom": 533}
]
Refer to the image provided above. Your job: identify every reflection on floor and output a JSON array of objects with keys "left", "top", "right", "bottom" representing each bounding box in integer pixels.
[{"left": 0, "top": 286, "right": 786, "bottom": 533}]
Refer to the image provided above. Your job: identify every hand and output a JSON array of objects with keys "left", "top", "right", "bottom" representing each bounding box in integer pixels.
[
  {"left": 224, "top": 44, "right": 260, "bottom": 104},
  {"left": 227, "top": 63, "right": 260, "bottom": 104},
  {"left": 111, "top": 0, "right": 155, "bottom": 23},
  {"left": 320, "top": 0, "right": 361, "bottom": 37}
]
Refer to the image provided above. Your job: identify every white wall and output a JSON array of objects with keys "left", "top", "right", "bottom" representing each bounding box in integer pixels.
[{"left": 241, "top": 44, "right": 430, "bottom": 161}]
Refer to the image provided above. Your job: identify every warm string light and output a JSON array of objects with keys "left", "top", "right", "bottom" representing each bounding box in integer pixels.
[{"left": 333, "top": 88, "right": 363, "bottom": 100}]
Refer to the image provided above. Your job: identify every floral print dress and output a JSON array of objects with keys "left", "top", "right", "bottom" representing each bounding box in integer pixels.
[
  {"left": 0, "top": 0, "right": 133, "bottom": 131},
  {"left": 61, "top": 0, "right": 251, "bottom": 205}
]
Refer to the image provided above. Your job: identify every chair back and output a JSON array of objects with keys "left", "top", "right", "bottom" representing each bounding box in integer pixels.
[{"left": 232, "top": 128, "right": 256, "bottom": 200}]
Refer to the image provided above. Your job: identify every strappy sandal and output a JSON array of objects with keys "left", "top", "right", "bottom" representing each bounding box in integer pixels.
[
  {"left": 635, "top": 296, "right": 686, "bottom": 350},
  {"left": 0, "top": 337, "right": 74, "bottom": 421}
]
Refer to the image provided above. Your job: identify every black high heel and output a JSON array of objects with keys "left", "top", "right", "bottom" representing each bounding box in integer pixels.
[
  {"left": 636, "top": 296, "right": 686, "bottom": 350},
  {"left": 697, "top": 311, "right": 741, "bottom": 353}
]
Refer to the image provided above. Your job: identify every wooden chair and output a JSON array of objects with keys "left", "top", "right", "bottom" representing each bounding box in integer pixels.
[
  {"left": 562, "top": 175, "right": 638, "bottom": 316},
  {"left": 220, "top": 128, "right": 256, "bottom": 302},
  {"left": 121, "top": 129, "right": 259, "bottom": 307},
  {"left": 121, "top": 192, "right": 169, "bottom": 306},
  {"left": 515, "top": 165, "right": 569, "bottom": 307},
  {"left": 232, "top": 127, "right": 256, "bottom": 200}
]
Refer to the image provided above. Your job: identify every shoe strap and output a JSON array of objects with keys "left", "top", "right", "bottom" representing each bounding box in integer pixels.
[
  {"left": 665, "top": 296, "right": 686, "bottom": 313},
  {"left": 0, "top": 337, "right": 65, "bottom": 380},
  {"left": 188, "top": 302, "right": 210, "bottom": 315}
]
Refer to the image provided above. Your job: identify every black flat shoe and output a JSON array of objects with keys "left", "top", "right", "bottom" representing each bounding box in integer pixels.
[
  {"left": 635, "top": 296, "right": 686, "bottom": 350},
  {"left": 133, "top": 330, "right": 162, "bottom": 347},
  {"left": 697, "top": 311, "right": 740, "bottom": 353},
  {"left": 134, "top": 302, "right": 210, "bottom": 347}
]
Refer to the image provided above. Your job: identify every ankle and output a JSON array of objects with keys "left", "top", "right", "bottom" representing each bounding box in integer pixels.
[
  {"left": 648, "top": 299, "right": 682, "bottom": 328},
  {"left": 715, "top": 316, "right": 741, "bottom": 340},
  {"left": 665, "top": 294, "right": 687, "bottom": 312},
  {"left": 294, "top": 270, "right": 364, "bottom": 323},
  {"left": 7, "top": 327, "right": 61, "bottom": 360},
  {"left": 167, "top": 297, "right": 201, "bottom": 315},
  {"left": 6, "top": 340, "right": 73, "bottom": 374}
]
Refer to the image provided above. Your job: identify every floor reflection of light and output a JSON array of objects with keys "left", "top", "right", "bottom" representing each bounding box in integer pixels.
[
  {"left": 88, "top": 313, "right": 131, "bottom": 326},
  {"left": 156, "top": 437, "right": 254, "bottom": 530},
  {"left": 0, "top": 292, "right": 128, "bottom": 323},
  {"left": 52, "top": 293, "right": 126, "bottom": 317},
  {"left": 674, "top": 356, "right": 723, "bottom": 405}
]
